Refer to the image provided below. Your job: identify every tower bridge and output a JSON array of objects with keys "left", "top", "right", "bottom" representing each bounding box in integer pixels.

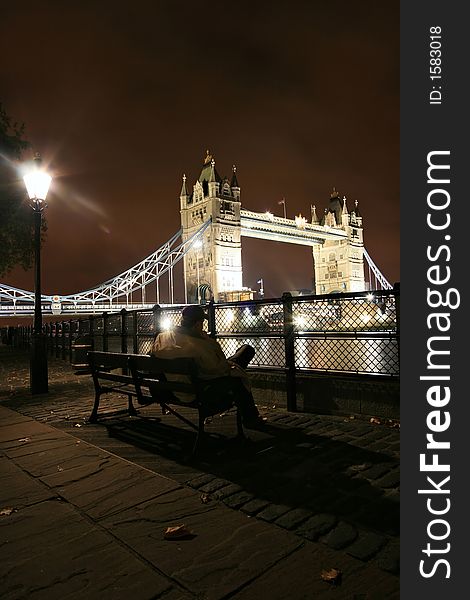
[{"left": 0, "top": 152, "right": 392, "bottom": 316}]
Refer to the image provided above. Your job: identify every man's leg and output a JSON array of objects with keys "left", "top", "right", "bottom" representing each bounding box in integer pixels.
[
  {"left": 229, "top": 377, "right": 260, "bottom": 421},
  {"left": 201, "top": 376, "right": 260, "bottom": 422}
]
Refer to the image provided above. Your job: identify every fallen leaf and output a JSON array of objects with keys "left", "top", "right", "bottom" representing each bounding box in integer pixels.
[
  {"left": 18, "top": 438, "right": 30, "bottom": 442},
  {"left": 163, "top": 524, "right": 194, "bottom": 540},
  {"left": 57, "top": 466, "right": 64, "bottom": 472},
  {"left": 370, "top": 417, "right": 381, "bottom": 425},
  {"left": 349, "top": 463, "right": 371, "bottom": 472},
  {"left": 321, "top": 568, "right": 342, "bottom": 585},
  {"left": 74, "top": 423, "right": 82, "bottom": 428},
  {"left": 200, "top": 493, "right": 211, "bottom": 504},
  {"left": 0, "top": 507, "right": 16, "bottom": 516}
]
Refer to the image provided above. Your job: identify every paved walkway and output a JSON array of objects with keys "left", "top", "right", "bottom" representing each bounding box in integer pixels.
[{"left": 0, "top": 346, "right": 399, "bottom": 599}]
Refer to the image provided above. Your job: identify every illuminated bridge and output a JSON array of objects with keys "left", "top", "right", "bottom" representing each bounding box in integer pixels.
[{"left": 0, "top": 154, "right": 393, "bottom": 317}]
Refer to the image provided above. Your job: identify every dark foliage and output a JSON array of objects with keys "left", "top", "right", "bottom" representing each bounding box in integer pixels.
[{"left": 0, "top": 103, "right": 46, "bottom": 278}]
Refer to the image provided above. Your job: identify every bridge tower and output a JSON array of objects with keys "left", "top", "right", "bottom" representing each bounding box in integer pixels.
[
  {"left": 180, "top": 151, "right": 243, "bottom": 302},
  {"left": 312, "top": 190, "right": 366, "bottom": 293}
]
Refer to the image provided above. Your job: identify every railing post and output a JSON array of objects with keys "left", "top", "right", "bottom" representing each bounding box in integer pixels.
[
  {"left": 61, "top": 322, "right": 66, "bottom": 360},
  {"left": 47, "top": 323, "right": 52, "bottom": 356},
  {"left": 68, "top": 320, "right": 74, "bottom": 363},
  {"left": 152, "top": 304, "right": 161, "bottom": 338},
  {"left": 207, "top": 299, "right": 216, "bottom": 338},
  {"left": 89, "top": 315, "right": 95, "bottom": 351},
  {"left": 102, "top": 312, "right": 108, "bottom": 352},
  {"left": 282, "top": 292, "right": 297, "bottom": 412},
  {"left": 132, "top": 311, "right": 138, "bottom": 354},
  {"left": 54, "top": 322, "right": 59, "bottom": 358},
  {"left": 393, "top": 282, "right": 400, "bottom": 369},
  {"left": 120, "top": 308, "right": 128, "bottom": 354}
]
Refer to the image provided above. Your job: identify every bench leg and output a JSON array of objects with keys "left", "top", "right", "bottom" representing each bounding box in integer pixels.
[
  {"left": 127, "top": 394, "right": 138, "bottom": 417},
  {"left": 89, "top": 392, "right": 100, "bottom": 423},
  {"left": 236, "top": 407, "right": 245, "bottom": 439},
  {"left": 192, "top": 411, "right": 206, "bottom": 455}
]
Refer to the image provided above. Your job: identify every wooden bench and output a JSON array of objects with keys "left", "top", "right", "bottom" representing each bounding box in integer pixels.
[
  {"left": 88, "top": 351, "right": 139, "bottom": 422},
  {"left": 87, "top": 351, "right": 244, "bottom": 453}
]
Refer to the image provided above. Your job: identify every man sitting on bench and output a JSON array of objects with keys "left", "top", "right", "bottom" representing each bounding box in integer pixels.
[{"left": 150, "top": 305, "right": 265, "bottom": 428}]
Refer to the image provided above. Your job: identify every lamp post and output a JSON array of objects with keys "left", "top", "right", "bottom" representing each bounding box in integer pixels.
[
  {"left": 193, "top": 239, "right": 203, "bottom": 304},
  {"left": 23, "top": 153, "right": 52, "bottom": 394}
]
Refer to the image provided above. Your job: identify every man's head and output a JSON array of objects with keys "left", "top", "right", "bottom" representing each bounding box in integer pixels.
[{"left": 181, "top": 305, "right": 207, "bottom": 331}]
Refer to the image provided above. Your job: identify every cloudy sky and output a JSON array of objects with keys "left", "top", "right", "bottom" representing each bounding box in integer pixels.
[{"left": 1, "top": 1, "right": 399, "bottom": 301}]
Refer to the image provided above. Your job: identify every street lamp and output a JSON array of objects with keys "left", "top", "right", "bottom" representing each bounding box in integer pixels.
[
  {"left": 23, "top": 153, "right": 52, "bottom": 394},
  {"left": 194, "top": 239, "right": 203, "bottom": 304}
]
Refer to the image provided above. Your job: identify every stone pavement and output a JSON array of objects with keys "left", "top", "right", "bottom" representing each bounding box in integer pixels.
[{"left": 0, "top": 346, "right": 399, "bottom": 599}]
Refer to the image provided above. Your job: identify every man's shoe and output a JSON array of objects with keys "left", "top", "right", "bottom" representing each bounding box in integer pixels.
[{"left": 244, "top": 415, "right": 268, "bottom": 430}]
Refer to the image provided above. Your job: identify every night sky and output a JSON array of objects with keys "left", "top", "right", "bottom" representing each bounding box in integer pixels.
[{"left": 1, "top": 1, "right": 399, "bottom": 302}]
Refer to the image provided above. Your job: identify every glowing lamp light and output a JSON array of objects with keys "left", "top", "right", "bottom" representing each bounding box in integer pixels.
[
  {"left": 23, "top": 169, "right": 52, "bottom": 202},
  {"left": 193, "top": 239, "right": 203, "bottom": 249},
  {"left": 225, "top": 309, "right": 235, "bottom": 323},
  {"left": 366, "top": 293, "right": 374, "bottom": 301},
  {"left": 361, "top": 314, "right": 371, "bottom": 324},
  {"left": 265, "top": 211, "right": 274, "bottom": 222}
]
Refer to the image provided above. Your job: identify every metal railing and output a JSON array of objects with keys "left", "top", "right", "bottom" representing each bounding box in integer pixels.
[{"left": 2, "top": 287, "right": 399, "bottom": 411}]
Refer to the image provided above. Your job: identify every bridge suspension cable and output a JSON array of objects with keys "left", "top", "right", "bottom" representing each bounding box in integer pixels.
[
  {"left": 363, "top": 248, "right": 392, "bottom": 290},
  {"left": 0, "top": 220, "right": 211, "bottom": 312}
]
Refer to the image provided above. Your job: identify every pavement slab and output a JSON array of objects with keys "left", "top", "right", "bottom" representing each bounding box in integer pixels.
[
  {"left": 0, "top": 421, "right": 59, "bottom": 451},
  {"left": 41, "top": 458, "right": 181, "bottom": 521},
  {"left": 5, "top": 440, "right": 111, "bottom": 478},
  {"left": 4, "top": 434, "right": 79, "bottom": 460},
  {"left": 0, "top": 456, "right": 57, "bottom": 508},
  {"left": 0, "top": 500, "right": 178, "bottom": 600},
  {"left": 0, "top": 410, "right": 34, "bottom": 427},
  {"left": 101, "top": 487, "right": 303, "bottom": 600},
  {"left": 233, "top": 535, "right": 399, "bottom": 599}
]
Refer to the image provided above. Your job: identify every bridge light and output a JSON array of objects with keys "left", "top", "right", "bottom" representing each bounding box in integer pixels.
[
  {"left": 366, "top": 293, "right": 374, "bottom": 301},
  {"left": 295, "top": 214, "right": 307, "bottom": 229},
  {"left": 225, "top": 309, "right": 235, "bottom": 324},
  {"left": 265, "top": 211, "right": 274, "bottom": 222}
]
